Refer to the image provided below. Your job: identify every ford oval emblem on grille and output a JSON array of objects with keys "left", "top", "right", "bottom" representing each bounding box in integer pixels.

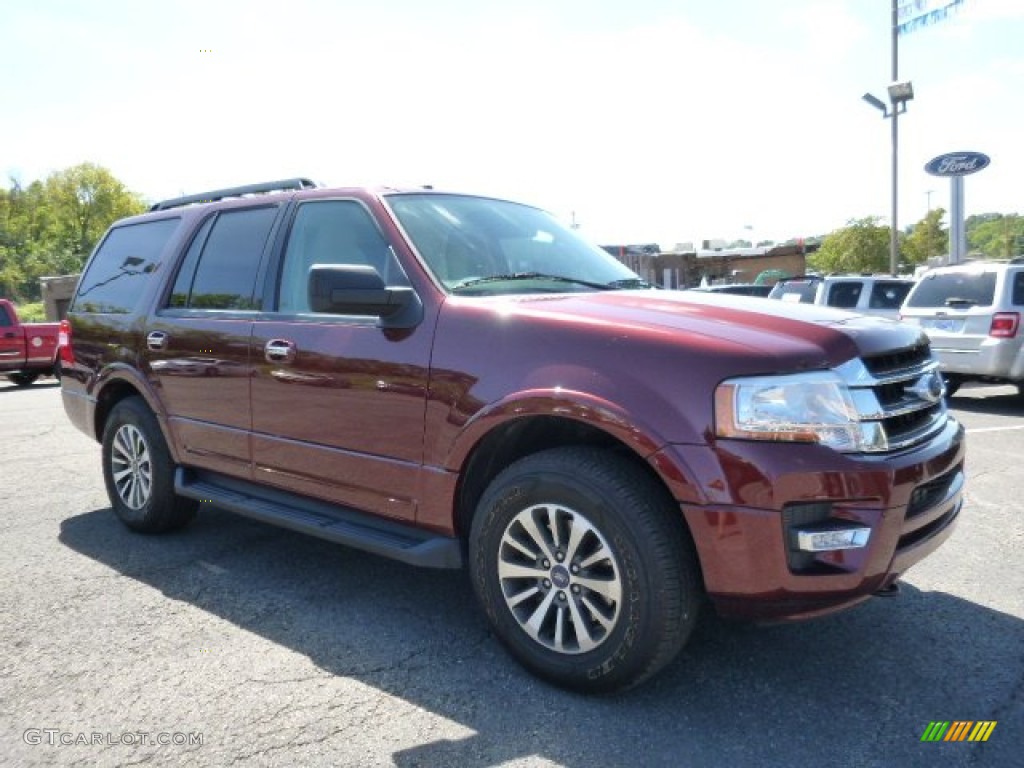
[{"left": 908, "top": 372, "right": 944, "bottom": 403}]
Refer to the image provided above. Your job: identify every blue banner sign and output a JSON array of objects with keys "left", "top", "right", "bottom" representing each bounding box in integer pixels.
[{"left": 898, "top": 0, "right": 966, "bottom": 36}]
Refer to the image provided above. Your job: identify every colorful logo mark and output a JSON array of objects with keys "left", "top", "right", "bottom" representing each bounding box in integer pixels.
[{"left": 920, "top": 721, "right": 997, "bottom": 742}]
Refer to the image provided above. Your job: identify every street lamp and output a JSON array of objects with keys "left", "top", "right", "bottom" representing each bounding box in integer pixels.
[{"left": 863, "top": 80, "right": 914, "bottom": 276}]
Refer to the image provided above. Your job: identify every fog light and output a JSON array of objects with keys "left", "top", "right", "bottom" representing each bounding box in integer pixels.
[{"left": 795, "top": 527, "right": 871, "bottom": 552}]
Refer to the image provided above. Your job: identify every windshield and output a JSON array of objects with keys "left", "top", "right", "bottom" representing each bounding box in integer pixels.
[{"left": 385, "top": 193, "right": 645, "bottom": 295}]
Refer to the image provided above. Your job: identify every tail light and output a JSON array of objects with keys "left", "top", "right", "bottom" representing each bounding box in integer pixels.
[
  {"left": 989, "top": 312, "right": 1019, "bottom": 338},
  {"left": 58, "top": 319, "right": 75, "bottom": 365}
]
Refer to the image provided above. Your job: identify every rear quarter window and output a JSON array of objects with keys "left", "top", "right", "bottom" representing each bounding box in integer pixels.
[
  {"left": 1012, "top": 271, "right": 1024, "bottom": 306},
  {"left": 868, "top": 281, "right": 913, "bottom": 310},
  {"left": 73, "top": 218, "right": 181, "bottom": 314},
  {"left": 905, "top": 271, "right": 996, "bottom": 308}
]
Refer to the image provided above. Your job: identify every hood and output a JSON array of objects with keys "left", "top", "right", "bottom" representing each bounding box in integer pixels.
[{"left": 480, "top": 289, "right": 927, "bottom": 369}]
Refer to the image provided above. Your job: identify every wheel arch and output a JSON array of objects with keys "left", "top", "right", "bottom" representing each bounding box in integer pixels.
[
  {"left": 450, "top": 404, "right": 705, "bottom": 545},
  {"left": 91, "top": 367, "right": 181, "bottom": 463}
]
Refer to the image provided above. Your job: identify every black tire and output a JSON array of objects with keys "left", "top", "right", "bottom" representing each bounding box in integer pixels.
[
  {"left": 8, "top": 372, "right": 39, "bottom": 387},
  {"left": 469, "top": 446, "right": 702, "bottom": 693},
  {"left": 942, "top": 375, "right": 962, "bottom": 398},
  {"left": 101, "top": 397, "right": 197, "bottom": 533}
]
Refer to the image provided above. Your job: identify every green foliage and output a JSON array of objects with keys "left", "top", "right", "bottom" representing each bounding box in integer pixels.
[
  {"left": 13, "top": 302, "right": 45, "bottom": 322},
  {"left": 808, "top": 217, "right": 893, "bottom": 274},
  {"left": 0, "top": 164, "right": 145, "bottom": 302},
  {"left": 967, "top": 213, "right": 1024, "bottom": 259},
  {"left": 903, "top": 208, "right": 948, "bottom": 265}
]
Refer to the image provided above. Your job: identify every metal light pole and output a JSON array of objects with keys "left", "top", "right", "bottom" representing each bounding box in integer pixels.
[
  {"left": 862, "top": 0, "right": 914, "bottom": 277},
  {"left": 890, "top": 0, "right": 899, "bottom": 277}
]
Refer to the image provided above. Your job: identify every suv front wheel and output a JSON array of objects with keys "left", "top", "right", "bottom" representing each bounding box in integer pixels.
[
  {"left": 101, "top": 397, "right": 197, "bottom": 533},
  {"left": 469, "top": 446, "right": 701, "bottom": 693}
]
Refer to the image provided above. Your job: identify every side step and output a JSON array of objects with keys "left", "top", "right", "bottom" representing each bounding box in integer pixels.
[{"left": 175, "top": 468, "right": 462, "bottom": 569}]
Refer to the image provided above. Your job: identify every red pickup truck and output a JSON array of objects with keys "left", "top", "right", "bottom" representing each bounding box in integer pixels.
[{"left": 0, "top": 299, "right": 60, "bottom": 386}]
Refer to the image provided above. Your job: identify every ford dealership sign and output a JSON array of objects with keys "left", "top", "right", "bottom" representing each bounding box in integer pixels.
[{"left": 924, "top": 151, "right": 990, "bottom": 177}]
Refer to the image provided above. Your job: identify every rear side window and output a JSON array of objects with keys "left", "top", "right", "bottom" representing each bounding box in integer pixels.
[
  {"left": 0, "top": 304, "right": 11, "bottom": 326},
  {"left": 171, "top": 207, "right": 277, "bottom": 310},
  {"left": 905, "top": 271, "right": 997, "bottom": 308},
  {"left": 1012, "top": 271, "right": 1024, "bottom": 306},
  {"left": 826, "top": 281, "right": 862, "bottom": 309},
  {"left": 868, "top": 281, "right": 913, "bottom": 309},
  {"left": 74, "top": 218, "right": 180, "bottom": 314}
]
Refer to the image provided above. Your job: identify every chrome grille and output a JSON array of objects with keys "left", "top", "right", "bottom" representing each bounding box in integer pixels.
[{"left": 835, "top": 343, "right": 950, "bottom": 453}]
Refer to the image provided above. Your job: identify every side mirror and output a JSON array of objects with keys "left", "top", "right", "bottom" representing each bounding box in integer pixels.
[{"left": 308, "top": 264, "right": 421, "bottom": 328}]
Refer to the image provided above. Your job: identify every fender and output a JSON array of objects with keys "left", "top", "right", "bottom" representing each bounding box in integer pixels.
[
  {"left": 442, "top": 387, "right": 707, "bottom": 506},
  {"left": 90, "top": 363, "right": 185, "bottom": 464}
]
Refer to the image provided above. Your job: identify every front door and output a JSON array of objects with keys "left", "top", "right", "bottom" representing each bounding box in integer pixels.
[{"left": 249, "top": 199, "right": 432, "bottom": 522}]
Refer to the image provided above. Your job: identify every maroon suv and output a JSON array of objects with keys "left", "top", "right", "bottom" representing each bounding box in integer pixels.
[{"left": 60, "top": 179, "right": 965, "bottom": 692}]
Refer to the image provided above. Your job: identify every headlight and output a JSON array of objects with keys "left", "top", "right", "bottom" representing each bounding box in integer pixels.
[{"left": 715, "top": 371, "right": 865, "bottom": 451}]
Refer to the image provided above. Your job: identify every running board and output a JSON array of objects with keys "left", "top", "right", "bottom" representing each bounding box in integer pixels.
[{"left": 175, "top": 468, "right": 462, "bottom": 569}]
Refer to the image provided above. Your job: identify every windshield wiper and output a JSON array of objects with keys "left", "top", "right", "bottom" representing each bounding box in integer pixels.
[
  {"left": 606, "top": 277, "right": 653, "bottom": 289},
  {"left": 944, "top": 297, "right": 977, "bottom": 307},
  {"left": 450, "top": 272, "right": 615, "bottom": 292}
]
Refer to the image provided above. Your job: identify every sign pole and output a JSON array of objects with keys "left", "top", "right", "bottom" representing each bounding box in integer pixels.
[{"left": 948, "top": 177, "right": 966, "bottom": 264}]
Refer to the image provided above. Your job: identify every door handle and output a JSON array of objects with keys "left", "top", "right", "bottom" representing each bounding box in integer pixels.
[
  {"left": 265, "top": 339, "right": 296, "bottom": 364},
  {"left": 3, "top": 332, "right": 14, "bottom": 338},
  {"left": 146, "top": 331, "right": 169, "bottom": 350}
]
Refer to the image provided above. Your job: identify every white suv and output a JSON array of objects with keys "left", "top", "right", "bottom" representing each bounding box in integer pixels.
[
  {"left": 768, "top": 275, "right": 916, "bottom": 319},
  {"left": 899, "top": 260, "right": 1024, "bottom": 395}
]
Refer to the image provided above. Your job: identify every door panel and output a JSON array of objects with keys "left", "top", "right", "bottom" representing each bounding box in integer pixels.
[
  {"left": 249, "top": 319, "right": 431, "bottom": 522},
  {"left": 144, "top": 317, "right": 254, "bottom": 478},
  {"left": 0, "top": 305, "right": 26, "bottom": 366}
]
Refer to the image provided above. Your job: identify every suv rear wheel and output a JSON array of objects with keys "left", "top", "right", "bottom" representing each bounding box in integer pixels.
[
  {"left": 101, "top": 397, "right": 197, "bottom": 533},
  {"left": 469, "top": 446, "right": 701, "bottom": 693}
]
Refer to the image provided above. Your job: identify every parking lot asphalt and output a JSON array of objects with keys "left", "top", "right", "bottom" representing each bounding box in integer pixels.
[{"left": 1, "top": 380, "right": 1021, "bottom": 767}]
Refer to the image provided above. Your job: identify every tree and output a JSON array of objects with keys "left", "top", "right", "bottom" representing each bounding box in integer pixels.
[
  {"left": 808, "top": 216, "right": 893, "bottom": 274},
  {"left": 903, "top": 208, "right": 948, "bottom": 266},
  {"left": 44, "top": 163, "right": 146, "bottom": 264},
  {"left": 967, "top": 213, "right": 1024, "bottom": 259},
  {"left": 0, "top": 164, "right": 145, "bottom": 301}
]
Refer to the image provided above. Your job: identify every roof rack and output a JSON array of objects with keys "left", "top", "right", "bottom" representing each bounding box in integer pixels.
[{"left": 150, "top": 177, "right": 318, "bottom": 211}]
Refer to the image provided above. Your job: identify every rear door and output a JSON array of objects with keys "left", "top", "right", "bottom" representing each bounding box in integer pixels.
[
  {"left": 145, "top": 205, "right": 282, "bottom": 479},
  {"left": 0, "top": 303, "right": 27, "bottom": 368},
  {"left": 249, "top": 198, "right": 432, "bottom": 523}
]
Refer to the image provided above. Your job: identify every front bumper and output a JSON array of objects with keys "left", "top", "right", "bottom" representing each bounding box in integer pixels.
[{"left": 654, "top": 416, "right": 965, "bottom": 621}]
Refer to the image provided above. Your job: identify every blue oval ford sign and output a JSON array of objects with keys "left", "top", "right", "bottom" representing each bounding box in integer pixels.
[{"left": 924, "top": 151, "right": 990, "bottom": 177}]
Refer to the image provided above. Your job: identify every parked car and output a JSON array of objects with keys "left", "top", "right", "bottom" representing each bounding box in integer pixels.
[
  {"left": 60, "top": 179, "right": 964, "bottom": 692},
  {"left": 688, "top": 283, "right": 773, "bottom": 297},
  {"left": 899, "top": 259, "right": 1024, "bottom": 396},
  {"left": 0, "top": 298, "right": 61, "bottom": 386},
  {"left": 768, "top": 275, "right": 916, "bottom": 319}
]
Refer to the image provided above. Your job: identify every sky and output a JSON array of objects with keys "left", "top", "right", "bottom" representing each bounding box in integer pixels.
[{"left": 2, "top": 0, "right": 1022, "bottom": 249}]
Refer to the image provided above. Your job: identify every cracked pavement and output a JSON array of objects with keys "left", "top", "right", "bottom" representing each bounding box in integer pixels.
[{"left": 0, "top": 381, "right": 1021, "bottom": 767}]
